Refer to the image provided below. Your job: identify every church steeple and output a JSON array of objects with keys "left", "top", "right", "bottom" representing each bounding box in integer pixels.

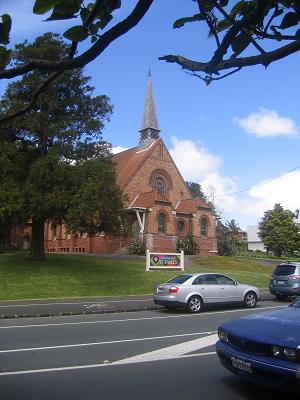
[{"left": 139, "top": 71, "right": 160, "bottom": 148}]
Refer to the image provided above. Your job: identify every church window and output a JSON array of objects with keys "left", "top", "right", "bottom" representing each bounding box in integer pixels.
[
  {"left": 177, "top": 220, "right": 185, "bottom": 233},
  {"left": 200, "top": 217, "right": 208, "bottom": 236},
  {"left": 155, "top": 177, "right": 165, "bottom": 195},
  {"left": 158, "top": 213, "right": 166, "bottom": 233}
]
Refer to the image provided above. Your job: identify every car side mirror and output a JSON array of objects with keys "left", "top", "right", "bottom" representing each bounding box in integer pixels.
[{"left": 234, "top": 281, "right": 239, "bottom": 286}]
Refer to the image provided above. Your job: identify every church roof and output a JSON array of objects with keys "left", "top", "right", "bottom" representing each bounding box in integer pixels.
[
  {"left": 176, "top": 198, "right": 211, "bottom": 214},
  {"left": 112, "top": 139, "right": 159, "bottom": 190},
  {"left": 129, "top": 191, "right": 172, "bottom": 209}
]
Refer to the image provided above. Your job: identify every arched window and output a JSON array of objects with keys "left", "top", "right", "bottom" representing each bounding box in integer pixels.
[
  {"left": 177, "top": 220, "right": 185, "bottom": 233},
  {"left": 158, "top": 213, "right": 166, "bottom": 233},
  {"left": 155, "top": 177, "right": 165, "bottom": 195},
  {"left": 200, "top": 217, "right": 208, "bottom": 236}
]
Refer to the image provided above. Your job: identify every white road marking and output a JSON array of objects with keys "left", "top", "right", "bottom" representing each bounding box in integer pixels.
[
  {"left": 0, "top": 305, "right": 285, "bottom": 329},
  {"left": 114, "top": 334, "right": 218, "bottom": 364},
  {"left": 0, "top": 344, "right": 217, "bottom": 376},
  {"left": 0, "top": 351, "right": 217, "bottom": 376},
  {"left": 0, "top": 330, "right": 217, "bottom": 353}
]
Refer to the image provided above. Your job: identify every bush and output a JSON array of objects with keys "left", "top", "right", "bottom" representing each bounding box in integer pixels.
[
  {"left": 127, "top": 240, "right": 146, "bottom": 256},
  {"left": 177, "top": 236, "right": 198, "bottom": 255}
]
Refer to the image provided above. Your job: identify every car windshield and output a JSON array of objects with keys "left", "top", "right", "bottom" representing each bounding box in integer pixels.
[
  {"left": 291, "top": 297, "right": 300, "bottom": 308},
  {"left": 166, "top": 275, "right": 193, "bottom": 284},
  {"left": 273, "top": 265, "right": 296, "bottom": 276}
]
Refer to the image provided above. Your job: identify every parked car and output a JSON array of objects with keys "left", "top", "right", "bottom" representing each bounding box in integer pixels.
[
  {"left": 153, "top": 273, "right": 260, "bottom": 313},
  {"left": 216, "top": 297, "right": 300, "bottom": 393},
  {"left": 269, "top": 262, "right": 300, "bottom": 300}
]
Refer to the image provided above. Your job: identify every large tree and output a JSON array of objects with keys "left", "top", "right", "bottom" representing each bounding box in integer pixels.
[
  {"left": 1, "top": 1, "right": 300, "bottom": 122},
  {"left": 258, "top": 203, "right": 300, "bottom": 257},
  {"left": 186, "top": 181, "right": 207, "bottom": 200},
  {"left": 0, "top": 33, "right": 125, "bottom": 260}
]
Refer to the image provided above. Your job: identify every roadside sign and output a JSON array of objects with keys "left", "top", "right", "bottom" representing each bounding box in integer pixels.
[{"left": 146, "top": 250, "right": 184, "bottom": 271}]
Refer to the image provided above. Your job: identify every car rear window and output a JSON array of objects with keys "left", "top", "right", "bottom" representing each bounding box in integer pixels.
[
  {"left": 167, "top": 275, "right": 193, "bottom": 284},
  {"left": 273, "top": 265, "right": 296, "bottom": 276}
]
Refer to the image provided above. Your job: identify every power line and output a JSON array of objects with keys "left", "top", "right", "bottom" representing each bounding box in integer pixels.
[{"left": 215, "top": 164, "right": 300, "bottom": 198}]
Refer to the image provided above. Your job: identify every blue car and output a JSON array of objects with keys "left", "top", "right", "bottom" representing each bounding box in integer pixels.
[{"left": 216, "top": 297, "right": 300, "bottom": 393}]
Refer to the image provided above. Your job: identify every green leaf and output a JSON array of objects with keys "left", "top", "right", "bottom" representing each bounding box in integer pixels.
[
  {"left": 200, "top": 0, "right": 215, "bottom": 12},
  {"left": 63, "top": 25, "right": 89, "bottom": 42},
  {"left": 216, "top": 18, "right": 233, "bottom": 33},
  {"left": 33, "top": 0, "right": 58, "bottom": 15},
  {"left": 80, "top": 8, "right": 90, "bottom": 23},
  {"left": 279, "top": 12, "right": 299, "bottom": 29},
  {"left": 47, "top": 0, "right": 81, "bottom": 21},
  {"left": 230, "top": 1, "right": 245, "bottom": 18},
  {"left": 0, "top": 46, "right": 11, "bottom": 69},
  {"left": 89, "top": 23, "right": 98, "bottom": 35},
  {"left": 173, "top": 13, "right": 205, "bottom": 29},
  {"left": 231, "top": 32, "right": 252, "bottom": 55},
  {"left": 91, "top": 35, "right": 97, "bottom": 43}
]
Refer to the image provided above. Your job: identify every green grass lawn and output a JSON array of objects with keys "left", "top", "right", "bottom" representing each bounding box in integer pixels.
[{"left": 0, "top": 251, "right": 274, "bottom": 300}]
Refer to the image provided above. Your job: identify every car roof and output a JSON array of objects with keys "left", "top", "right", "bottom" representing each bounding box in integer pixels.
[{"left": 277, "top": 262, "right": 300, "bottom": 267}]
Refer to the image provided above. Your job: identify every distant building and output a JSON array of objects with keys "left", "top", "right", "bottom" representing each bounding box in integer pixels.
[
  {"left": 44, "top": 72, "right": 217, "bottom": 255},
  {"left": 236, "top": 229, "right": 247, "bottom": 243},
  {"left": 247, "top": 225, "right": 265, "bottom": 252}
]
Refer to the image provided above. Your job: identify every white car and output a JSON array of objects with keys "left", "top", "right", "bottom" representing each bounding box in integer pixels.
[{"left": 153, "top": 273, "right": 260, "bottom": 313}]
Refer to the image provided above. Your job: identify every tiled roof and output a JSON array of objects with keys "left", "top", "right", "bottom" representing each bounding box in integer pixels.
[
  {"left": 112, "top": 141, "right": 157, "bottom": 189},
  {"left": 176, "top": 198, "right": 211, "bottom": 214},
  {"left": 130, "top": 191, "right": 172, "bottom": 209}
]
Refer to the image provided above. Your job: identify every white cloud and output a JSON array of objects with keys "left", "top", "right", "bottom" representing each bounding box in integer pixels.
[
  {"left": 243, "top": 170, "right": 300, "bottom": 217},
  {"left": 169, "top": 136, "right": 221, "bottom": 181},
  {"left": 112, "top": 146, "right": 128, "bottom": 154},
  {"left": 169, "top": 136, "right": 300, "bottom": 229},
  {"left": 169, "top": 136, "right": 238, "bottom": 214},
  {"left": 234, "top": 108, "right": 298, "bottom": 138}
]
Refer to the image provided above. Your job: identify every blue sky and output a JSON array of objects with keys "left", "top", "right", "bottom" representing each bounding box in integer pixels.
[{"left": 1, "top": 1, "right": 300, "bottom": 230}]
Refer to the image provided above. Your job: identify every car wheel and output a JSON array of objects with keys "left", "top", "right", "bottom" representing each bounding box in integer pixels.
[
  {"left": 186, "top": 296, "right": 203, "bottom": 313},
  {"left": 244, "top": 291, "right": 257, "bottom": 308}
]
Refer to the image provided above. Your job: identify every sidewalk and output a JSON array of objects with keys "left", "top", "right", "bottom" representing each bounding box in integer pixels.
[{"left": 0, "top": 291, "right": 275, "bottom": 319}]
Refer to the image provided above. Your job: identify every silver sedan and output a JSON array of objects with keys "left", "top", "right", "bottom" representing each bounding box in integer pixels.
[{"left": 153, "top": 273, "right": 260, "bottom": 313}]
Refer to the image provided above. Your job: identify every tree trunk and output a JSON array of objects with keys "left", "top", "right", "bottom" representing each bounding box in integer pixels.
[{"left": 30, "top": 218, "right": 45, "bottom": 260}]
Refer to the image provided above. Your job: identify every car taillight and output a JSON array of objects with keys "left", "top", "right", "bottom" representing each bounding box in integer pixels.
[
  {"left": 289, "top": 275, "right": 300, "bottom": 281},
  {"left": 169, "top": 286, "right": 179, "bottom": 293}
]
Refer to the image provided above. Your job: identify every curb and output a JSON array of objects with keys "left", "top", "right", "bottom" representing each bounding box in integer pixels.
[
  {"left": 0, "top": 297, "right": 276, "bottom": 320},
  {"left": 0, "top": 306, "right": 163, "bottom": 320}
]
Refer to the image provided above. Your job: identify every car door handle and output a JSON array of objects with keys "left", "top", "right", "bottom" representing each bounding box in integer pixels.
[{"left": 221, "top": 287, "right": 225, "bottom": 290}]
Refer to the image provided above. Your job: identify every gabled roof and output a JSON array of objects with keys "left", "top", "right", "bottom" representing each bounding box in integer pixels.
[
  {"left": 176, "top": 198, "right": 211, "bottom": 214},
  {"left": 129, "top": 191, "right": 172, "bottom": 209},
  {"left": 112, "top": 139, "right": 158, "bottom": 190}
]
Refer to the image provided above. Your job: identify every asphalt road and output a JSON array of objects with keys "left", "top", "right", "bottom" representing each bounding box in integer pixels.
[
  {"left": 0, "top": 290, "right": 275, "bottom": 319},
  {"left": 0, "top": 300, "right": 288, "bottom": 400}
]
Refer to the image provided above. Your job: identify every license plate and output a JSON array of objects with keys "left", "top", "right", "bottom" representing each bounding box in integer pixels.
[
  {"left": 231, "top": 356, "right": 252, "bottom": 373},
  {"left": 277, "top": 280, "right": 285, "bottom": 285}
]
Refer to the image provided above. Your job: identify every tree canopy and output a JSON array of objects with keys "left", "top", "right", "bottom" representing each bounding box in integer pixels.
[
  {"left": 186, "top": 181, "right": 207, "bottom": 200},
  {"left": 258, "top": 203, "right": 300, "bottom": 257},
  {"left": 0, "top": 33, "right": 125, "bottom": 260},
  {"left": 1, "top": 0, "right": 300, "bottom": 122}
]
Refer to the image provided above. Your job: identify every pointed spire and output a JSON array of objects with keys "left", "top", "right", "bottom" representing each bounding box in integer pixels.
[{"left": 139, "top": 70, "right": 160, "bottom": 147}]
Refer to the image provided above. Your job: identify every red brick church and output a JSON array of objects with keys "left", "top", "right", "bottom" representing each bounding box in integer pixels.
[{"left": 43, "top": 72, "right": 217, "bottom": 255}]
